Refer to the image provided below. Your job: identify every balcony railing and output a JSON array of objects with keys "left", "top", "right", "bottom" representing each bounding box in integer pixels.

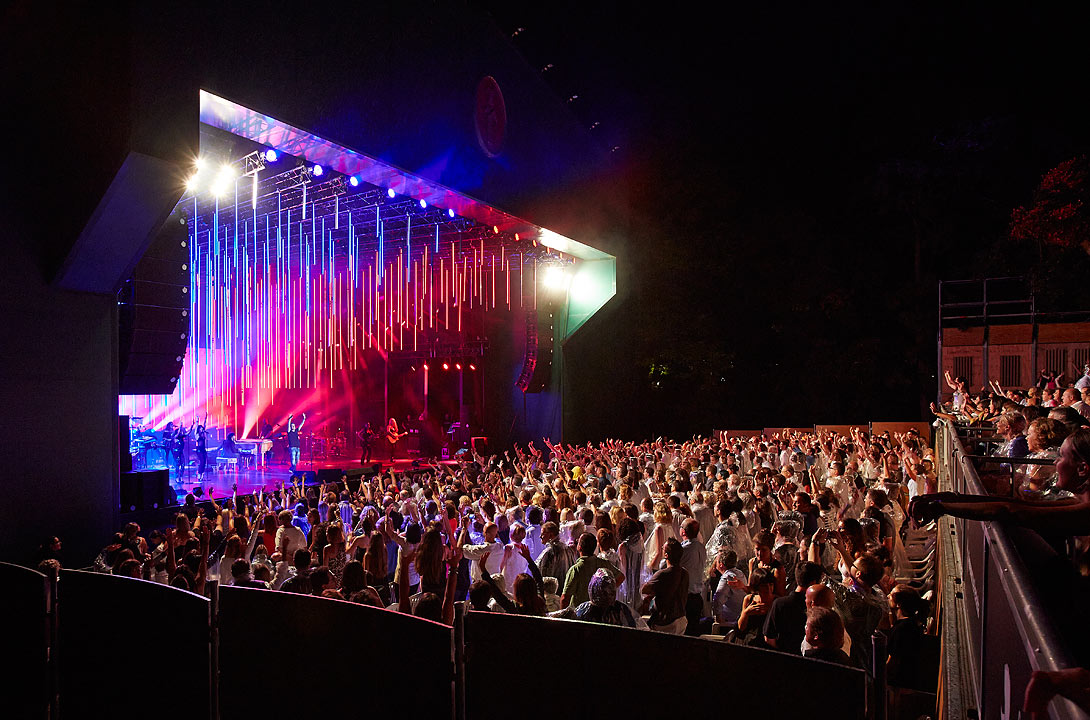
[{"left": 936, "top": 419, "right": 1088, "bottom": 720}]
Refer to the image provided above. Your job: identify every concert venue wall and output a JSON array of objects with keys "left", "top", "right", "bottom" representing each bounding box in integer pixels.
[{"left": 4, "top": 2, "right": 619, "bottom": 563}]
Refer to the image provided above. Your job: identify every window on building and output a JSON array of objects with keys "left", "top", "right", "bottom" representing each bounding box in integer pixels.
[
  {"left": 1045, "top": 348, "right": 1068, "bottom": 377},
  {"left": 953, "top": 356, "right": 973, "bottom": 389},
  {"left": 1000, "top": 355, "right": 1021, "bottom": 388}
]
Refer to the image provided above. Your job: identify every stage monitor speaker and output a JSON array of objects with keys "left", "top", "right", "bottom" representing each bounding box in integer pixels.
[
  {"left": 119, "top": 469, "right": 170, "bottom": 512},
  {"left": 317, "top": 468, "right": 344, "bottom": 484},
  {"left": 119, "top": 211, "right": 191, "bottom": 395},
  {"left": 516, "top": 308, "right": 554, "bottom": 393}
]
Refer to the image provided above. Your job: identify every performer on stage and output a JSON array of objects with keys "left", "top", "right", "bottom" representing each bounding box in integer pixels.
[
  {"left": 357, "top": 422, "right": 376, "bottom": 465},
  {"left": 216, "top": 432, "right": 239, "bottom": 467},
  {"left": 171, "top": 421, "right": 192, "bottom": 477},
  {"left": 385, "top": 417, "right": 406, "bottom": 463},
  {"left": 286, "top": 413, "right": 306, "bottom": 472}
]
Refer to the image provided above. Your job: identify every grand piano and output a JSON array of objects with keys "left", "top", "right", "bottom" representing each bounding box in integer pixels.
[{"left": 233, "top": 438, "right": 274, "bottom": 467}]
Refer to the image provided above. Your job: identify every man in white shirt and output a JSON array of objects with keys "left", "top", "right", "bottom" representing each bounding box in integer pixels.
[
  {"left": 460, "top": 518, "right": 504, "bottom": 584},
  {"left": 679, "top": 519, "right": 708, "bottom": 635},
  {"left": 274, "top": 509, "right": 307, "bottom": 560}
]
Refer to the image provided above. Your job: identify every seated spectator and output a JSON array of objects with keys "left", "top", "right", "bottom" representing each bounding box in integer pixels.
[
  {"left": 640, "top": 537, "right": 688, "bottom": 634},
  {"left": 229, "top": 558, "right": 267, "bottom": 589},
  {"left": 710, "top": 549, "right": 746, "bottom": 631},
  {"left": 571, "top": 568, "right": 637, "bottom": 627},
  {"left": 279, "top": 549, "right": 313, "bottom": 594},
  {"left": 804, "top": 607, "right": 855, "bottom": 666},
  {"left": 735, "top": 567, "right": 776, "bottom": 647}
]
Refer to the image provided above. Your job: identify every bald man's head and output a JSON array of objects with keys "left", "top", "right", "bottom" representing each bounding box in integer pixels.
[{"left": 805, "top": 583, "right": 835, "bottom": 609}]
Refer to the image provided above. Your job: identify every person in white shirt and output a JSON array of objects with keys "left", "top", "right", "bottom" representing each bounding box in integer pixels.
[
  {"left": 524, "top": 506, "right": 545, "bottom": 560},
  {"left": 460, "top": 518, "right": 504, "bottom": 584},
  {"left": 274, "top": 509, "right": 307, "bottom": 560}
]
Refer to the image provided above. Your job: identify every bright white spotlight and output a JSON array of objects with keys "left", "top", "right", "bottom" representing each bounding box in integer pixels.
[
  {"left": 448, "top": 208, "right": 455, "bottom": 218},
  {"left": 349, "top": 176, "right": 360, "bottom": 187},
  {"left": 419, "top": 199, "right": 427, "bottom": 209},
  {"left": 264, "top": 149, "right": 278, "bottom": 162},
  {"left": 542, "top": 266, "right": 571, "bottom": 290},
  {"left": 312, "top": 164, "right": 323, "bottom": 176},
  {"left": 186, "top": 174, "right": 200, "bottom": 193},
  {"left": 195, "top": 157, "right": 207, "bottom": 171},
  {"left": 387, "top": 188, "right": 396, "bottom": 198}
]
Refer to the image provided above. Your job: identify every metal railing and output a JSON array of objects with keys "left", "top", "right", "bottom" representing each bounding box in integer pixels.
[{"left": 936, "top": 419, "right": 1089, "bottom": 720}]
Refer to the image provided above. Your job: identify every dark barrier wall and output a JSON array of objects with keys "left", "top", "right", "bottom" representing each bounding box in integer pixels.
[
  {"left": 57, "top": 570, "right": 210, "bottom": 719},
  {"left": 218, "top": 587, "right": 452, "bottom": 719},
  {"left": 465, "top": 612, "right": 866, "bottom": 720},
  {"left": 1, "top": 563, "right": 51, "bottom": 719}
]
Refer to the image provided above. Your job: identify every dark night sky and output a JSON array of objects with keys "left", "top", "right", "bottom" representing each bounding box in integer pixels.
[{"left": 475, "top": 3, "right": 1090, "bottom": 439}]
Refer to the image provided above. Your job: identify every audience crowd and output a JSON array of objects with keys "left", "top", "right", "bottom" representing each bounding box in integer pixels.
[{"left": 35, "top": 425, "right": 950, "bottom": 688}]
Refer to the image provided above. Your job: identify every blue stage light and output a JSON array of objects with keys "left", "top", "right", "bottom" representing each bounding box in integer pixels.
[
  {"left": 448, "top": 208, "right": 455, "bottom": 218},
  {"left": 312, "top": 164, "right": 323, "bottom": 176},
  {"left": 387, "top": 188, "right": 396, "bottom": 198},
  {"left": 349, "top": 176, "right": 360, "bottom": 187},
  {"left": 264, "top": 149, "right": 278, "bottom": 162},
  {"left": 419, "top": 199, "right": 427, "bottom": 209}
]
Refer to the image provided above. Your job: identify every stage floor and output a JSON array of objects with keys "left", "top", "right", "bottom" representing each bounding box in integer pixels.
[{"left": 139, "top": 452, "right": 451, "bottom": 501}]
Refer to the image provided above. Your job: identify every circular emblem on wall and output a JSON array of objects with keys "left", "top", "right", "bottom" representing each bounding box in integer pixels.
[{"left": 474, "top": 76, "right": 506, "bottom": 158}]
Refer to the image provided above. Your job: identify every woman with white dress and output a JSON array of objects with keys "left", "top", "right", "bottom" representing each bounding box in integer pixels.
[{"left": 642, "top": 501, "right": 679, "bottom": 582}]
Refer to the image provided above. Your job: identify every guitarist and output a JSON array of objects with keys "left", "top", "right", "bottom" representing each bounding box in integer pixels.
[
  {"left": 357, "top": 422, "right": 376, "bottom": 465},
  {"left": 385, "top": 417, "right": 407, "bottom": 463}
]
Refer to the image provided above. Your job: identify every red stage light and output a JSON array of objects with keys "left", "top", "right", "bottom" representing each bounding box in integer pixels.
[
  {"left": 469, "top": 364, "right": 477, "bottom": 371},
  {"left": 455, "top": 363, "right": 462, "bottom": 370},
  {"left": 423, "top": 363, "right": 429, "bottom": 370},
  {"left": 442, "top": 363, "right": 449, "bottom": 370}
]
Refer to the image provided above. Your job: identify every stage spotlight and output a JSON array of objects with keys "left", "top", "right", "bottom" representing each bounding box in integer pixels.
[
  {"left": 387, "top": 188, "right": 396, "bottom": 198},
  {"left": 419, "top": 199, "right": 427, "bottom": 209},
  {"left": 312, "top": 164, "right": 323, "bottom": 176},
  {"left": 211, "top": 164, "right": 235, "bottom": 198},
  {"left": 542, "top": 266, "right": 571, "bottom": 290},
  {"left": 264, "top": 149, "right": 278, "bottom": 162},
  {"left": 493, "top": 225, "right": 499, "bottom": 234},
  {"left": 195, "top": 157, "right": 207, "bottom": 171},
  {"left": 514, "top": 233, "right": 520, "bottom": 241},
  {"left": 186, "top": 174, "right": 200, "bottom": 192},
  {"left": 442, "top": 362, "right": 450, "bottom": 370},
  {"left": 455, "top": 363, "right": 462, "bottom": 371},
  {"left": 469, "top": 364, "right": 477, "bottom": 371},
  {"left": 349, "top": 176, "right": 360, "bottom": 187},
  {"left": 448, "top": 208, "right": 455, "bottom": 218},
  {"left": 410, "top": 365, "right": 417, "bottom": 372},
  {"left": 423, "top": 363, "right": 429, "bottom": 370}
]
